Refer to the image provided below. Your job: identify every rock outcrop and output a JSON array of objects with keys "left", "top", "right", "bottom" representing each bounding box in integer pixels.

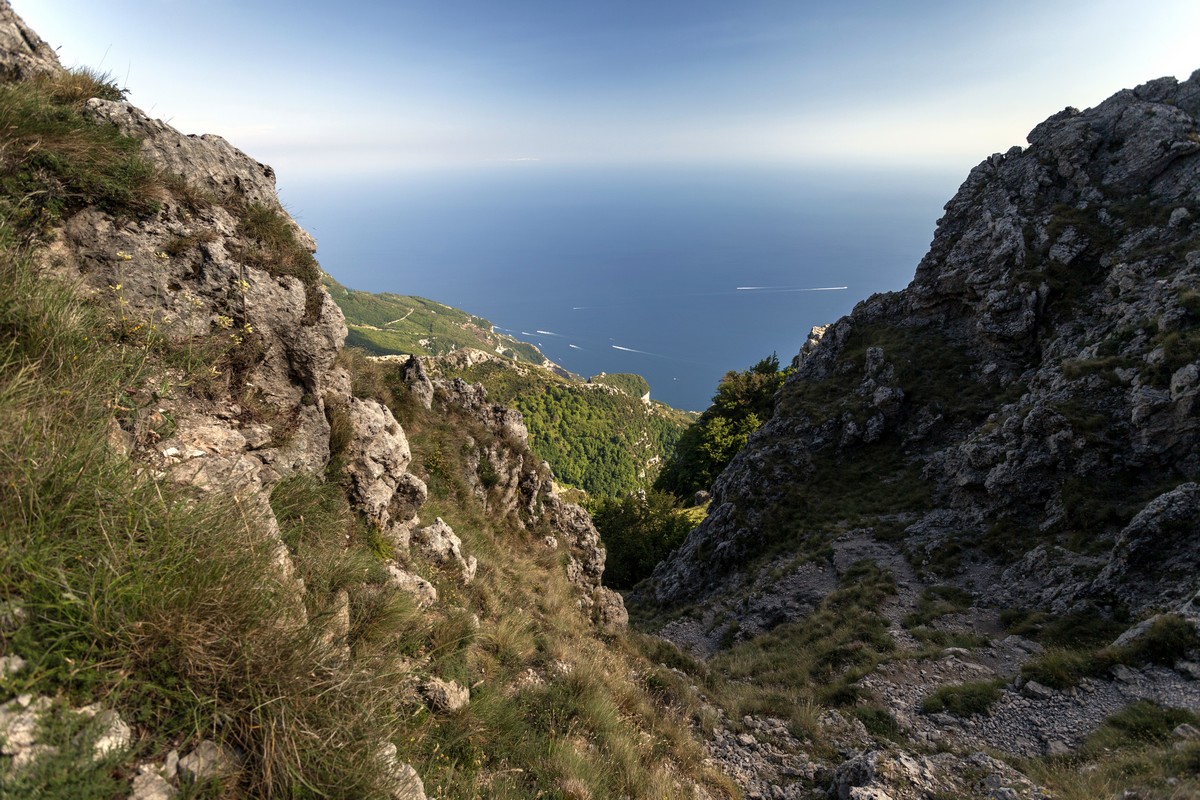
[
  {"left": 636, "top": 70, "right": 1200, "bottom": 800},
  {"left": 647, "top": 70, "right": 1200, "bottom": 617}
]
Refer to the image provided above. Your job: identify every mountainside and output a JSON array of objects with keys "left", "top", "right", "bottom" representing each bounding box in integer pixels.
[
  {"left": 5, "top": 3, "right": 1200, "bottom": 797},
  {"left": 632, "top": 71, "right": 1200, "bottom": 798},
  {"left": 323, "top": 274, "right": 563, "bottom": 370},
  {"left": 0, "top": 7, "right": 730, "bottom": 798},
  {"left": 425, "top": 348, "right": 695, "bottom": 496}
]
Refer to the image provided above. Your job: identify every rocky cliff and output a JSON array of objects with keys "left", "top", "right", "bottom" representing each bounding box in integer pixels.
[
  {"left": 648, "top": 71, "right": 1200, "bottom": 616},
  {"left": 632, "top": 72, "right": 1200, "bottom": 799}
]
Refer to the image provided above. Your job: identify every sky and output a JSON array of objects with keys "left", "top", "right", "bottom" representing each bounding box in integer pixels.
[{"left": 14, "top": 0, "right": 1200, "bottom": 180}]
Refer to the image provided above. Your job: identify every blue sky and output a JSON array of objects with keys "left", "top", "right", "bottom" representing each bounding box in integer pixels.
[{"left": 16, "top": 1, "right": 1200, "bottom": 179}]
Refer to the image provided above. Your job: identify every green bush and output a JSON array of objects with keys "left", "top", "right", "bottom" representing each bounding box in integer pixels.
[
  {"left": 655, "top": 353, "right": 791, "bottom": 497},
  {"left": 591, "top": 490, "right": 696, "bottom": 588},
  {"left": 920, "top": 680, "right": 1003, "bottom": 717}
]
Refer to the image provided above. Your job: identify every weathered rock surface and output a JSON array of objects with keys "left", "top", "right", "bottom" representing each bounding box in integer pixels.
[
  {"left": 419, "top": 677, "right": 470, "bottom": 713},
  {"left": 177, "top": 740, "right": 242, "bottom": 784},
  {"left": 411, "top": 517, "right": 477, "bottom": 583},
  {"left": 0, "top": 1, "right": 59, "bottom": 79},
  {"left": 419, "top": 367, "right": 628, "bottom": 627},
  {"left": 637, "top": 70, "right": 1200, "bottom": 800},
  {"left": 646, "top": 70, "right": 1200, "bottom": 619}
]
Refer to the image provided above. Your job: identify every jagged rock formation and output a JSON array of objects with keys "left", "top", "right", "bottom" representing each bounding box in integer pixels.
[
  {"left": 0, "top": 0, "right": 57, "bottom": 79},
  {"left": 636, "top": 70, "right": 1200, "bottom": 799},
  {"left": 648, "top": 70, "right": 1200, "bottom": 617}
]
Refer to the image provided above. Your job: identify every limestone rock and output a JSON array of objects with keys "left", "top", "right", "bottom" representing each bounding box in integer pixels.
[
  {"left": 83, "top": 98, "right": 314, "bottom": 252},
  {"left": 0, "top": 0, "right": 61, "bottom": 79},
  {"left": 642, "top": 70, "right": 1200, "bottom": 616},
  {"left": 419, "top": 678, "right": 469, "bottom": 713},
  {"left": 178, "top": 740, "right": 242, "bottom": 784},
  {"left": 386, "top": 566, "right": 438, "bottom": 608},
  {"left": 411, "top": 518, "right": 477, "bottom": 583},
  {"left": 399, "top": 356, "right": 435, "bottom": 410},
  {"left": 76, "top": 704, "right": 133, "bottom": 759},
  {"left": 379, "top": 742, "right": 427, "bottom": 800},
  {"left": 341, "top": 397, "right": 416, "bottom": 531},
  {"left": 130, "top": 764, "right": 178, "bottom": 800},
  {"left": 0, "top": 694, "right": 53, "bottom": 769},
  {"left": 0, "top": 654, "right": 26, "bottom": 676}
]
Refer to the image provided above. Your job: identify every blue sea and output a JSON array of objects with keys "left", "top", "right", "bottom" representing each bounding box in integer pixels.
[{"left": 282, "top": 165, "right": 962, "bottom": 410}]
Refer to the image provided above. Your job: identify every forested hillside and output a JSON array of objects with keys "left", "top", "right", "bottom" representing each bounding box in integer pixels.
[{"left": 430, "top": 352, "right": 695, "bottom": 497}]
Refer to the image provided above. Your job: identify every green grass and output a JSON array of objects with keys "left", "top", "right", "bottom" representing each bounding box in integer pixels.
[
  {"left": 0, "top": 63, "right": 737, "bottom": 799},
  {"left": 590, "top": 372, "right": 651, "bottom": 398},
  {"left": 440, "top": 356, "right": 693, "bottom": 497},
  {"left": 1020, "top": 614, "right": 1199, "bottom": 689},
  {"left": 1024, "top": 702, "right": 1200, "bottom": 800},
  {"left": 0, "top": 67, "right": 162, "bottom": 230},
  {"left": 231, "top": 201, "right": 324, "bottom": 321},
  {"left": 0, "top": 702, "right": 129, "bottom": 799},
  {"left": 920, "top": 680, "right": 1003, "bottom": 717},
  {"left": 0, "top": 223, "right": 417, "bottom": 796},
  {"left": 904, "top": 585, "right": 974, "bottom": 628},
  {"left": 699, "top": 561, "right": 898, "bottom": 738},
  {"left": 324, "top": 275, "right": 548, "bottom": 364}
]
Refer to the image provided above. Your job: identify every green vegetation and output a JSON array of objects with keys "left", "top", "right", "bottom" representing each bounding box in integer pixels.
[
  {"left": 323, "top": 275, "right": 548, "bottom": 364},
  {"left": 440, "top": 357, "right": 693, "bottom": 497},
  {"left": 0, "top": 221, "right": 414, "bottom": 795},
  {"left": 589, "top": 490, "right": 704, "bottom": 589},
  {"left": 1025, "top": 702, "right": 1200, "bottom": 800},
  {"left": 1020, "top": 614, "right": 1199, "bottom": 689},
  {"left": 920, "top": 680, "right": 1003, "bottom": 717},
  {"left": 0, "top": 64, "right": 731, "bottom": 798},
  {"left": 330, "top": 353, "right": 734, "bottom": 799},
  {"left": 904, "top": 585, "right": 974, "bottom": 628},
  {"left": 231, "top": 201, "right": 324, "bottom": 320},
  {"left": 0, "top": 67, "right": 160, "bottom": 229},
  {"left": 591, "top": 372, "right": 651, "bottom": 398},
  {"left": 702, "top": 561, "right": 898, "bottom": 734},
  {"left": 655, "top": 353, "right": 791, "bottom": 497}
]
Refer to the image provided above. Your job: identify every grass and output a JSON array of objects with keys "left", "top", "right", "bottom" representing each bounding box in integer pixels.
[
  {"left": 699, "top": 561, "right": 898, "bottom": 741},
  {"left": 0, "top": 67, "right": 162, "bottom": 230},
  {"left": 230, "top": 201, "right": 324, "bottom": 321},
  {"left": 0, "top": 213, "right": 733, "bottom": 797},
  {"left": 0, "top": 61, "right": 738, "bottom": 799},
  {"left": 1024, "top": 702, "right": 1200, "bottom": 800},
  {"left": 1020, "top": 614, "right": 1199, "bottom": 689},
  {"left": 920, "top": 680, "right": 1003, "bottom": 717},
  {"left": 0, "top": 223, "right": 416, "bottom": 796},
  {"left": 904, "top": 585, "right": 974, "bottom": 628}
]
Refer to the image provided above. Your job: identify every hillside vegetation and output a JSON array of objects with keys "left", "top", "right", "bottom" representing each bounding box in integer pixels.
[
  {"left": 431, "top": 353, "right": 695, "bottom": 498},
  {"left": 323, "top": 274, "right": 552, "bottom": 366}
]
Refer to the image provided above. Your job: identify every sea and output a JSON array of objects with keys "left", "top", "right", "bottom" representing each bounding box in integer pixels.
[{"left": 282, "top": 165, "right": 963, "bottom": 411}]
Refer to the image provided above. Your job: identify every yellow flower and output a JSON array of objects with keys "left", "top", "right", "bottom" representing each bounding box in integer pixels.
[{"left": 214, "top": 314, "right": 234, "bottom": 329}]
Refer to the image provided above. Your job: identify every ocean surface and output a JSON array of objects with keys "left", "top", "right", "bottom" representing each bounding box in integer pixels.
[{"left": 282, "top": 165, "right": 962, "bottom": 410}]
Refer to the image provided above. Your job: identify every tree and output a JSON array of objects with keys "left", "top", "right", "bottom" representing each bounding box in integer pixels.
[{"left": 654, "top": 353, "right": 792, "bottom": 498}]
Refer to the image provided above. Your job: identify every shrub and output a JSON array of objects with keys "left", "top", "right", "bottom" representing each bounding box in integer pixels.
[
  {"left": 590, "top": 489, "right": 696, "bottom": 589},
  {"left": 920, "top": 680, "right": 1003, "bottom": 717}
]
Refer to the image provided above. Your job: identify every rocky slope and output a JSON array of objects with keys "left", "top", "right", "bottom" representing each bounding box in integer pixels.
[
  {"left": 634, "top": 71, "right": 1200, "bottom": 798},
  {"left": 0, "top": 7, "right": 742, "bottom": 798},
  {"left": 647, "top": 70, "right": 1200, "bottom": 614}
]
